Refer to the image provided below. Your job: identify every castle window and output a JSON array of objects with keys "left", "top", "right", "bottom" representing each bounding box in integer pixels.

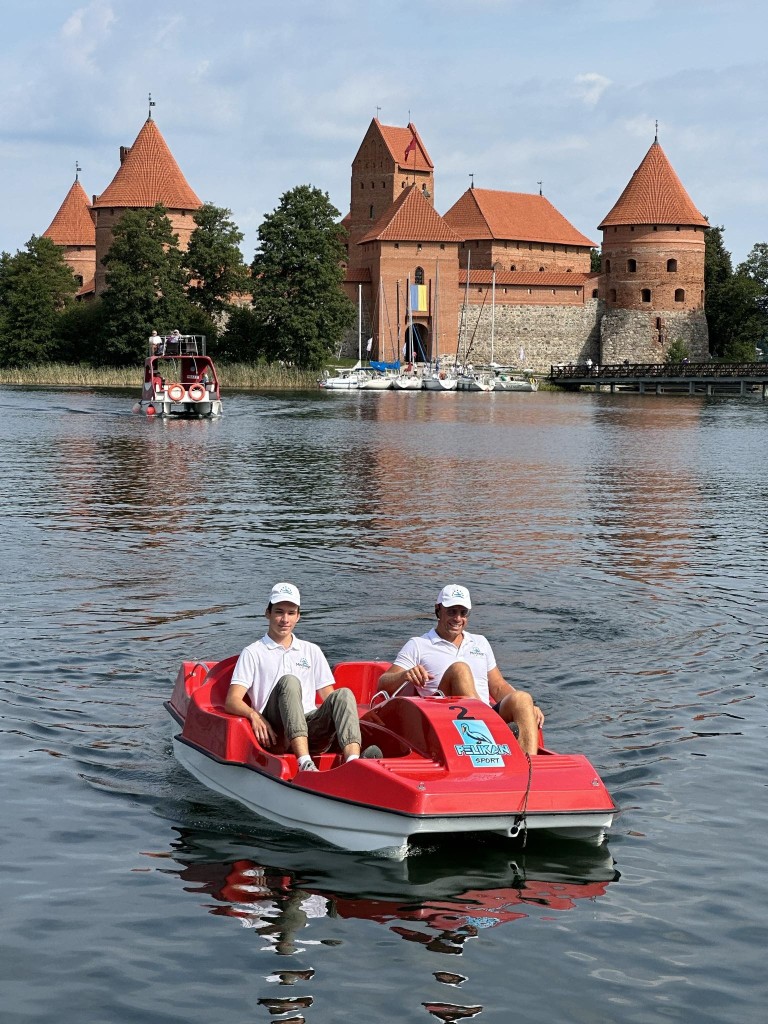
[
  {"left": 628, "top": 259, "right": 637, "bottom": 272},
  {"left": 371, "top": 182, "right": 374, "bottom": 188},
  {"left": 369, "top": 205, "right": 374, "bottom": 219},
  {"left": 667, "top": 259, "right": 677, "bottom": 272},
  {"left": 510, "top": 264, "right": 516, "bottom": 271},
  {"left": 394, "top": 243, "right": 399, "bottom": 249},
  {"left": 415, "top": 267, "right": 424, "bottom": 284},
  {"left": 382, "top": 181, "right": 385, "bottom": 187},
  {"left": 630, "top": 226, "right": 635, "bottom": 232},
  {"left": 417, "top": 243, "right": 422, "bottom": 251},
  {"left": 641, "top": 288, "right": 651, "bottom": 303},
  {"left": 539, "top": 266, "right": 545, "bottom": 272},
  {"left": 609, "top": 288, "right": 617, "bottom": 302},
  {"left": 592, "top": 289, "right": 598, "bottom": 298},
  {"left": 653, "top": 225, "right": 658, "bottom": 231},
  {"left": 361, "top": 182, "right": 364, "bottom": 189},
  {"left": 676, "top": 225, "right": 681, "bottom": 231},
  {"left": 675, "top": 289, "right": 685, "bottom": 302},
  {"left": 75, "top": 275, "right": 83, "bottom": 286},
  {"left": 605, "top": 259, "right": 611, "bottom": 272},
  {"left": 440, "top": 244, "right": 445, "bottom": 250}
]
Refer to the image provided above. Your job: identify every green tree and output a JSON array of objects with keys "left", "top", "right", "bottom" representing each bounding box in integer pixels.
[
  {"left": 0, "top": 236, "right": 78, "bottom": 365},
  {"left": 98, "top": 204, "right": 192, "bottom": 365},
  {"left": 185, "top": 203, "right": 250, "bottom": 318},
  {"left": 590, "top": 248, "right": 601, "bottom": 273},
  {"left": 705, "top": 228, "right": 766, "bottom": 360},
  {"left": 219, "top": 304, "right": 263, "bottom": 362},
  {"left": 251, "top": 185, "right": 355, "bottom": 368},
  {"left": 665, "top": 338, "right": 690, "bottom": 362}
]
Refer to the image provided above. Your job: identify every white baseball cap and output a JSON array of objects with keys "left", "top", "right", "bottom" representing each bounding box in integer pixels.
[
  {"left": 436, "top": 584, "right": 471, "bottom": 610},
  {"left": 268, "top": 582, "right": 301, "bottom": 607}
]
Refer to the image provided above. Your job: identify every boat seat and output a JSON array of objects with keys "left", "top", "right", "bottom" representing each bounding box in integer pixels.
[{"left": 329, "top": 661, "right": 392, "bottom": 707}]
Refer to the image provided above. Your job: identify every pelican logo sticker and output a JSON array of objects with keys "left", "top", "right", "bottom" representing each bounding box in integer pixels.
[
  {"left": 295, "top": 657, "right": 310, "bottom": 669},
  {"left": 453, "top": 718, "right": 510, "bottom": 767}
]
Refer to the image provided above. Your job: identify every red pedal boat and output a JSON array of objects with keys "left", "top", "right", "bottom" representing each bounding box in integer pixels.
[{"left": 166, "top": 658, "right": 617, "bottom": 858}]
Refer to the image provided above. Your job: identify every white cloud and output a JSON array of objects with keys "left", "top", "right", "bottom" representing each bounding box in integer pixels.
[{"left": 574, "top": 73, "right": 611, "bottom": 108}]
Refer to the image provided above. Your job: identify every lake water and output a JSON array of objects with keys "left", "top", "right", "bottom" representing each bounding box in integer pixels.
[{"left": 2, "top": 384, "right": 767, "bottom": 1023}]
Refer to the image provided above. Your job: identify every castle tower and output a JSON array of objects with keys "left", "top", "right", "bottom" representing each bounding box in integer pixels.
[
  {"left": 356, "top": 185, "right": 461, "bottom": 362},
  {"left": 346, "top": 119, "right": 434, "bottom": 271},
  {"left": 42, "top": 173, "right": 96, "bottom": 294},
  {"left": 598, "top": 135, "right": 709, "bottom": 361},
  {"left": 91, "top": 114, "right": 201, "bottom": 295}
]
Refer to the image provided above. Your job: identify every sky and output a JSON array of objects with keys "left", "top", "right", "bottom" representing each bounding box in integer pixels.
[{"left": 1, "top": 0, "right": 767, "bottom": 266}]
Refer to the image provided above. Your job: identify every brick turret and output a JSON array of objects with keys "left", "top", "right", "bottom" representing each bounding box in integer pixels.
[
  {"left": 43, "top": 175, "right": 96, "bottom": 294},
  {"left": 91, "top": 115, "right": 201, "bottom": 295},
  {"left": 598, "top": 136, "right": 709, "bottom": 361}
]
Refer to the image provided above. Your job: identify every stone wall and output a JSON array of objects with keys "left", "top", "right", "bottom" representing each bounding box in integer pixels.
[
  {"left": 454, "top": 299, "right": 602, "bottom": 369},
  {"left": 600, "top": 308, "right": 709, "bottom": 363}
]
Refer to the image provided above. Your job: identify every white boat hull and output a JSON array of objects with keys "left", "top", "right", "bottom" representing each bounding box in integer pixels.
[
  {"left": 359, "top": 377, "right": 393, "bottom": 390},
  {"left": 172, "top": 734, "right": 612, "bottom": 856},
  {"left": 391, "top": 377, "right": 424, "bottom": 390},
  {"left": 423, "top": 376, "right": 458, "bottom": 391}
]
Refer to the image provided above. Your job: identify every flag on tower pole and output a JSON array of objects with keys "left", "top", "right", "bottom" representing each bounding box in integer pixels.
[{"left": 404, "top": 135, "right": 417, "bottom": 160}]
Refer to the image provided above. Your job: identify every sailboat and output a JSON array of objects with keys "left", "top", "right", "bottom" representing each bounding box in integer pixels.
[
  {"left": 390, "top": 275, "right": 424, "bottom": 389},
  {"left": 423, "top": 261, "right": 458, "bottom": 391},
  {"left": 359, "top": 280, "right": 396, "bottom": 390}
]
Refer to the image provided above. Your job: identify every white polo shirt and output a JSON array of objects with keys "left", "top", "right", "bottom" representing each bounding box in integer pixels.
[
  {"left": 230, "top": 633, "right": 334, "bottom": 713},
  {"left": 392, "top": 628, "right": 497, "bottom": 704}
]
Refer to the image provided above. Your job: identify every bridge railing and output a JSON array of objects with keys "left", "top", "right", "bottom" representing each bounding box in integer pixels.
[{"left": 550, "top": 362, "right": 768, "bottom": 380}]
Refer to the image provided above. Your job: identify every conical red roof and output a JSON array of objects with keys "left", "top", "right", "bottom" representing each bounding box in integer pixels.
[
  {"left": 93, "top": 117, "right": 201, "bottom": 210},
  {"left": 358, "top": 185, "right": 461, "bottom": 244},
  {"left": 599, "top": 140, "right": 707, "bottom": 229},
  {"left": 43, "top": 178, "right": 95, "bottom": 246}
]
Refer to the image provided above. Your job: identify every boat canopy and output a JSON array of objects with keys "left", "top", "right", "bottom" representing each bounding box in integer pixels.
[{"left": 370, "top": 359, "right": 401, "bottom": 372}]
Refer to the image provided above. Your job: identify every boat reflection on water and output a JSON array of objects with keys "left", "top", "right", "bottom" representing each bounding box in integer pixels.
[{"left": 164, "top": 828, "right": 619, "bottom": 955}]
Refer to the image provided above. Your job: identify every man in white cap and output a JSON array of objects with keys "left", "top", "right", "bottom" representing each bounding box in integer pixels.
[
  {"left": 225, "top": 582, "right": 363, "bottom": 771},
  {"left": 377, "top": 584, "right": 543, "bottom": 755}
]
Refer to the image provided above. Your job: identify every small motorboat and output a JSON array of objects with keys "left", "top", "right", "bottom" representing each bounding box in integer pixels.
[
  {"left": 134, "top": 334, "right": 222, "bottom": 417},
  {"left": 166, "top": 659, "right": 617, "bottom": 858}
]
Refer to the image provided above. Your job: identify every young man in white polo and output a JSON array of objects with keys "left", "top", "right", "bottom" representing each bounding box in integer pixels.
[
  {"left": 225, "top": 582, "right": 362, "bottom": 771},
  {"left": 377, "top": 584, "right": 544, "bottom": 755}
]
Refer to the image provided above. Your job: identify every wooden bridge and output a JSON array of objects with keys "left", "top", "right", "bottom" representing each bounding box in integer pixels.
[{"left": 549, "top": 362, "right": 768, "bottom": 397}]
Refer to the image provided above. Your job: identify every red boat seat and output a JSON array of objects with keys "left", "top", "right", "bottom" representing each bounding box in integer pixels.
[{"left": 329, "top": 661, "right": 392, "bottom": 707}]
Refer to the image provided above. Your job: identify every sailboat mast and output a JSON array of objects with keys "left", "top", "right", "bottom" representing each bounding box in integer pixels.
[
  {"left": 491, "top": 265, "right": 496, "bottom": 365},
  {"left": 434, "top": 260, "right": 440, "bottom": 367},
  {"left": 462, "top": 250, "right": 471, "bottom": 365},
  {"left": 358, "top": 283, "right": 362, "bottom": 365}
]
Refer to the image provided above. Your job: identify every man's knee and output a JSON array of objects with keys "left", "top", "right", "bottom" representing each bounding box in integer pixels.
[
  {"left": 325, "top": 687, "right": 356, "bottom": 712},
  {"left": 440, "top": 663, "right": 475, "bottom": 694},
  {"left": 275, "top": 674, "right": 302, "bottom": 695}
]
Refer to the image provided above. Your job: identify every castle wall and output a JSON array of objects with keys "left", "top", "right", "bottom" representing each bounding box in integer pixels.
[
  {"left": 599, "top": 307, "right": 709, "bottom": 363},
  {"left": 460, "top": 239, "right": 593, "bottom": 274},
  {"left": 456, "top": 298, "right": 601, "bottom": 368}
]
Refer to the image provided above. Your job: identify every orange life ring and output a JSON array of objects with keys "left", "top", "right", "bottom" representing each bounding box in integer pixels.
[
  {"left": 187, "top": 382, "right": 207, "bottom": 402},
  {"left": 168, "top": 383, "right": 186, "bottom": 402}
]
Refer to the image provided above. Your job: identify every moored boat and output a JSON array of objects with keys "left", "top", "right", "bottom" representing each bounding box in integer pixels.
[
  {"left": 134, "top": 334, "right": 222, "bottom": 417},
  {"left": 318, "top": 365, "right": 369, "bottom": 390},
  {"left": 166, "top": 657, "right": 617, "bottom": 858}
]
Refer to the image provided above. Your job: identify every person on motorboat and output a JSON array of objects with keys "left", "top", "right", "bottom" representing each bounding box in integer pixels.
[
  {"left": 377, "top": 584, "right": 544, "bottom": 755},
  {"left": 225, "top": 582, "right": 363, "bottom": 772}
]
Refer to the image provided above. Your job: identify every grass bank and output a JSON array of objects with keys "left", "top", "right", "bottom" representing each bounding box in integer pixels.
[{"left": 0, "top": 361, "right": 322, "bottom": 390}]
